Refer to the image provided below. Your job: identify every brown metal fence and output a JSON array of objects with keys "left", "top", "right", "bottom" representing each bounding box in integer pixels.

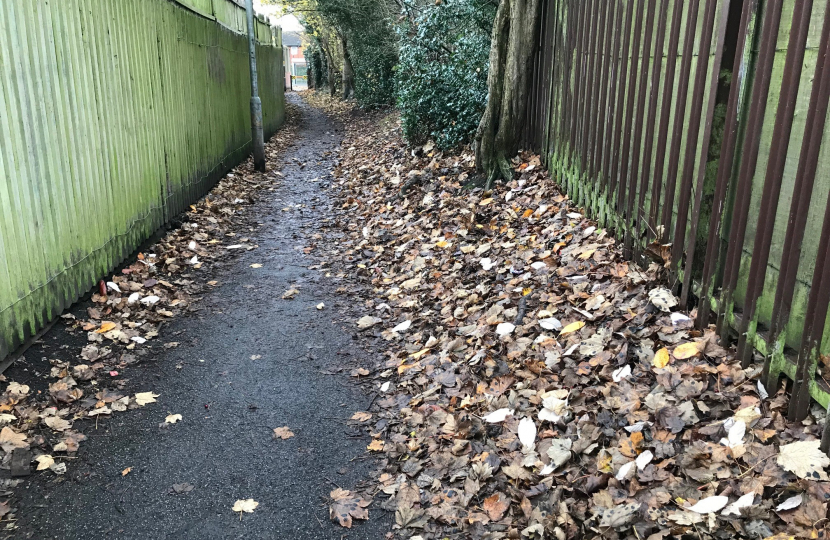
[{"left": 526, "top": 0, "right": 830, "bottom": 444}]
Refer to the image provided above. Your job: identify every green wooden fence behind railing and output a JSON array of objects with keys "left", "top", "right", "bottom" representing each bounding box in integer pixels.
[
  {"left": 525, "top": 0, "right": 830, "bottom": 428},
  {"left": 0, "top": 0, "right": 286, "bottom": 361}
]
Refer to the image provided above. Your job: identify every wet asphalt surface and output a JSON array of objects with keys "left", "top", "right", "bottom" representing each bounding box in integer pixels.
[{"left": 8, "top": 94, "right": 391, "bottom": 539}]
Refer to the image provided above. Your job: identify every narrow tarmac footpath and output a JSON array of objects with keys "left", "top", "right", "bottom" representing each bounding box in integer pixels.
[{"left": 9, "top": 94, "right": 390, "bottom": 539}]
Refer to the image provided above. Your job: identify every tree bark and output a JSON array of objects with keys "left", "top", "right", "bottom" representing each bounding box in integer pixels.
[
  {"left": 319, "top": 34, "right": 337, "bottom": 97},
  {"left": 475, "top": 0, "right": 542, "bottom": 186},
  {"left": 341, "top": 33, "right": 355, "bottom": 100}
]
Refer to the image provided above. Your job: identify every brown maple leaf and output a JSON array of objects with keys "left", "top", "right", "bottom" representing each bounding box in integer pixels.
[{"left": 329, "top": 488, "right": 371, "bottom": 528}]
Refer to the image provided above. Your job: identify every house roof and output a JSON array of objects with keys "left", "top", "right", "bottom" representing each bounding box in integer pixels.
[{"left": 283, "top": 31, "right": 302, "bottom": 47}]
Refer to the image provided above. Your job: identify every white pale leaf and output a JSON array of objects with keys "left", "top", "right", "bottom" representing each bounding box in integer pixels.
[
  {"left": 670, "top": 312, "right": 691, "bottom": 324},
  {"left": 757, "top": 380, "right": 769, "bottom": 400},
  {"left": 392, "top": 320, "right": 412, "bottom": 332},
  {"left": 547, "top": 438, "right": 572, "bottom": 468},
  {"left": 518, "top": 417, "right": 536, "bottom": 449},
  {"left": 530, "top": 261, "right": 546, "bottom": 271},
  {"left": 775, "top": 493, "right": 803, "bottom": 512},
  {"left": 496, "top": 323, "right": 515, "bottom": 336},
  {"left": 686, "top": 496, "right": 729, "bottom": 514},
  {"left": 35, "top": 454, "right": 55, "bottom": 471},
  {"left": 635, "top": 450, "right": 653, "bottom": 470},
  {"left": 483, "top": 408, "right": 513, "bottom": 423},
  {"left": 141, "top": 295, "right": 160, "bottom": 306},
  {"left": 480, "top": 258, "right": 495, "bottom": 271},
  {"left": 616, "top": 461, "right": 635, "bottom": 481},
  {"left": 722, "top": 493, "right": 756, "bottom": 516},
  {"left": 648, "top": 287, "right": 678, "bottom": 312},
  {"left": 232, "top": 499, "right": 259, "bottom": 513},
  {"left": 357, "top": 316, "right": 382, "bottom": 330},
  {"left": 612, "top": 365, "right": 632, "bottom": 382},
  {"left": 566, "top": 212, "right": 582, "bottom": 219},
  {"left": 107, "top": 282, "right": 122, "bottom": 294},
  {"left": 380, "top": 381, "right": 391, "bottom": 392},
  {"left": 128, "top": 293, "right": 140, "bottom": 305},
  {"left": 720, "top": 420, "right": 746, "bottom": 449},
  {"left": 777, "top": 439, "right": 830, "bottom": 480},
  {"left": 539, "top": 318, "right": 562, "bottom": 331},
  {"left": 134, "top": 392, "right": 159, "bottom": 406}
]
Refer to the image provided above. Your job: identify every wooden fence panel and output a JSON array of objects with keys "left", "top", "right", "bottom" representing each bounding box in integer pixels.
[{"left": 0, "top": 0, "right": 285, "bottom": 361}]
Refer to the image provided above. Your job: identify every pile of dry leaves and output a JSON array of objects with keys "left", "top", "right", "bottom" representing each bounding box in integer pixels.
[
  {"left": 0, "top": 108, "right": 299, "bottom": 492},
  {"left": 311, "top": 94, "right": 830, "bottom": 539}
]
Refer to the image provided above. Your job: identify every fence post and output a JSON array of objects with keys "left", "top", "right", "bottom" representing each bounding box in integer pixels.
[{"left": 245, "top": 0, "right": 266, "bottom": 172}]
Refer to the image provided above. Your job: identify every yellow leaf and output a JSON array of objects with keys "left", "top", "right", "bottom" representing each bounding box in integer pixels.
[
  {"left": 409, "top": 348, "right": 431, "bottom": 360},
  {"left": 673, "top": 342, "right": 701, "bottom": 360},
  {"left": 367, "top": 439, "right": 385, "bottom": 451},
  {"left": 560, "top": 321, "right": 585, "bottom": 335},
  {"left": 95, "top": 322, "right": 117, "bottom": 334},
  {"left": 652, "top": 348, "right": 670, "bottom": 368},
  {"left": 122, "top": 467, "right": 132, "bottom": 476},
  {"left": 596, "top": 452, "right": 613, "bottom": 473},
  {"left": 522, "top": 209, "right": 534, "bottom": 219},
  {"left": 522, "top": 288, "right": 532, "bottom": 296},
  {"left": 436, "top": 240, "right": 449, "bottom": 248}
]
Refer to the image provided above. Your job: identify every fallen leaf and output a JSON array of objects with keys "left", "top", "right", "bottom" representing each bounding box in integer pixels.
[
  {"left": 777, "top": 440, "right": 830, "bottom": 480},
  {"left": 483, "top": 408, "right": 513, "bottom": 423},
  {"left": 330, "top": 488, "right": 370, "bottom": 528},
  {"left": 35, "top": 455, "right": 54, "bottom": 471},
  {"left": 273, "top": 426, "right": 295, "bottom": 440},
  {"left": 351, "top": 412, "right": 372, "bottom": 422},
  {"left": 673, "top": 342, "right": 701, "bottom": 359},
  {"left": 134, "top": 392, "right": 159, "bottom": 406},
  {"left": 652, "top": 347, "right": 670, "bottom": 368},
  {"left": 518, "top": 417, "right": 536, "bottom": 449},
  {"left": 686, "top": 496, "right": 728, "bottom": 514},
  {"left": 250, "top": 264, "right": 263, "bottom": 269},
  {"left": 560, "top": 321, "right": 585, "bottom": 335},
  {"left": 232, "top": 498, "right": 259, "bottom": 513},
  {"left": 122, "top": 467, "right": 132, "bottom": 476},
  {"left": 165, "top": 414, "right": 182, "bottom": 424},
  {"left": 496, "top": 322, "right": 515, "bottom": 336},
  {"left": 357, "top": 316, "right": 382, "bottom": 330},
  {"left": 775, "top": 494, "right": 802, "bottom": 512},
  {"left": 648, "top": 287, "right": 677, "bottom": 312},
  {"left": 0, "top": 426, "right": 27, "bottom": 452},
  {"left": 367, "top": 439, "right": 385, "bottom": 451},
  {"left": 483, "top": 492, "right": 510, "bottom": 521}
]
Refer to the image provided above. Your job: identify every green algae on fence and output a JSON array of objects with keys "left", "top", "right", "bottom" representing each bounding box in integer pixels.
[{"left": 0, "top": 0, "right": 286, "bottom": 361}]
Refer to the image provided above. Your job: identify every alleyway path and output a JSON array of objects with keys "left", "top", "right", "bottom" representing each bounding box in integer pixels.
[{"left": 10, "top": 95, "right": 389, "bottom": 539}]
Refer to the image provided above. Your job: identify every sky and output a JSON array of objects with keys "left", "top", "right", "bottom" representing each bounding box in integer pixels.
[{"left": 252, "top": 1, "right": 305, "bottom": 32}]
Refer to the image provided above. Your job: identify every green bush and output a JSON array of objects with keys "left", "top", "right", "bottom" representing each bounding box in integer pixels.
[
  {"left": 350, "top": 35, "right": 397, "bottom": 108},
  {"left": 395, "top": 0, "right": 496, "bottom": 150}
]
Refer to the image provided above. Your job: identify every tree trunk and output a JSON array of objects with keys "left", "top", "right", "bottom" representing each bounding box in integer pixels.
[
  {"left": 475, "top": 0, "right": 542, "bottom": 186},
  {"left": 341, "top": 34, "right": 355, "bottom": 100},
  {"left": 320, "top": 35, "right": 337, "bottom": 97}
]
